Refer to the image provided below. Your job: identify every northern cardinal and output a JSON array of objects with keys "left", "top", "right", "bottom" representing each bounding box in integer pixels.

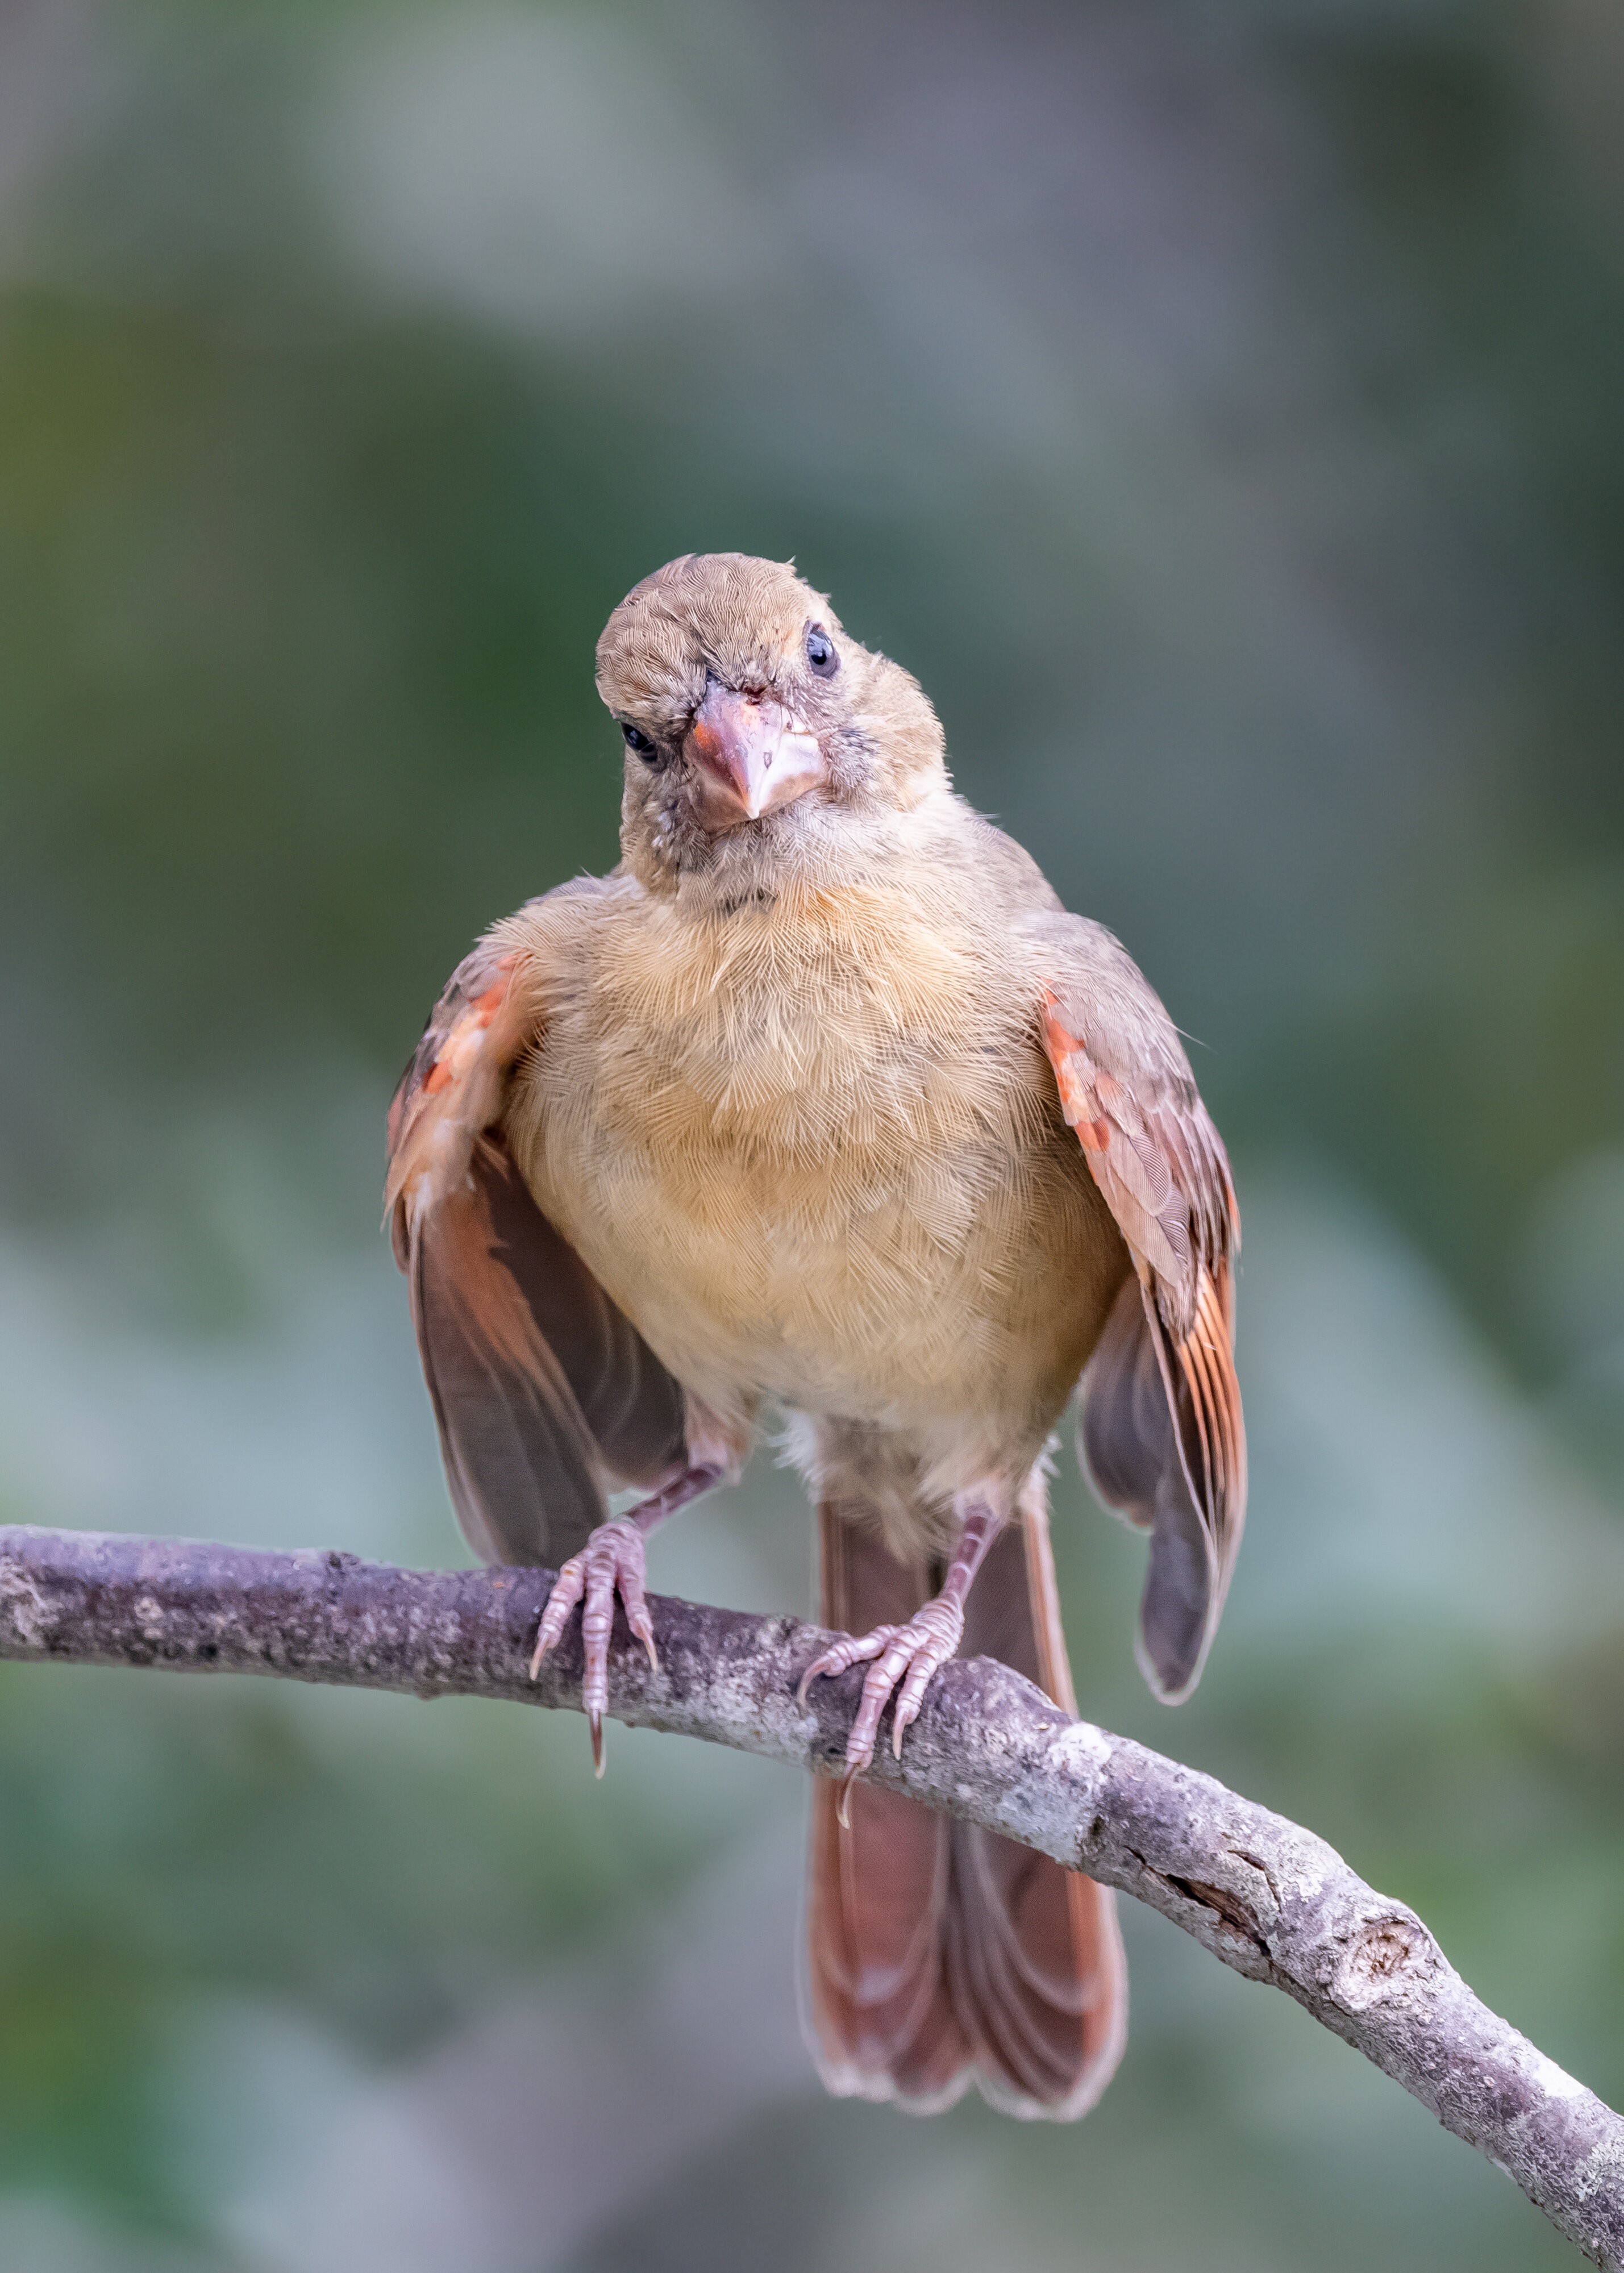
[{"left": 386, "top": 554, "right": 1244, "bottom": 2120}]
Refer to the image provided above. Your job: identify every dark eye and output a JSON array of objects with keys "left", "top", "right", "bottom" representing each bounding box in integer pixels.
[
  {"left": 805, "top": 624, "right": 839, "bottom": 678},
  {"left": 621, "top": 721, "right": 660, "bottom": 764}
]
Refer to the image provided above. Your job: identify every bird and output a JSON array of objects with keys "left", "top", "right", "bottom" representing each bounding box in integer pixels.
[{"left": 385, "top": 552, "right": 1245, "bottom": 2121}]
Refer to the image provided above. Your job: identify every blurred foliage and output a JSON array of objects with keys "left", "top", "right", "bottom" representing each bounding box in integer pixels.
[{"left": 1, "top": 1, "right": 1622, "bottom": 2267}]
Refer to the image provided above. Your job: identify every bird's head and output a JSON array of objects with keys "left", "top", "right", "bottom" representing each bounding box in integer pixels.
[{"left": 596, "top": 554, "right": 947, "bottom": 894}]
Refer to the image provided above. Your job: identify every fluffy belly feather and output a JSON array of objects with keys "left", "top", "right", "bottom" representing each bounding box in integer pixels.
[{"left": 506, "top": 884, "right": 1127, "bottom": 1483}]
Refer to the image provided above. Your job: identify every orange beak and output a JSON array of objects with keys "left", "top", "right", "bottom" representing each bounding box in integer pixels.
[{"left": 684, "top": 684, "right": 828, "bottom": 830}]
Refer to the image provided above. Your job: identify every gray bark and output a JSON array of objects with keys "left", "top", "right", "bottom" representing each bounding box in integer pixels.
[{"left": 0, "top": 1522, "right": 1618, "bottom": 2265}]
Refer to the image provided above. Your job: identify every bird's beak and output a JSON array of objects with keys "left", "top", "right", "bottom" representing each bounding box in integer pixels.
[{"left": 684, "top": 684, "right": 828, "bottom": 830}]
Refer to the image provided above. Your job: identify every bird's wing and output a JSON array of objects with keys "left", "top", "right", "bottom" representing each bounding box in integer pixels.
[
  {"left": 385, "top": 901, "right": 687, "bottom": 1570},
  {"left": 1036, "top": 915, "right": 1245, "bottom": 1701}
]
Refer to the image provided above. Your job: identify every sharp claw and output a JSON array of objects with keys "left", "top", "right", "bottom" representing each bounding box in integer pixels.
[
  {"left": 634, "top": 1621, "right": 660, "bottom": 1676},
  {"left": 836, "top": 1762, "right": 862, "bottom": 1830},
  {"left": 529, "top": 1570, "right": 580, "bottom": 1681},
  {"left": 590, "top": 1709, "right": 605, "bottom": 1777},
  {"left": 528, "top": 1625, "right": 553, "bottom": 1681},
  {"left": 813, "top": 1608, "right": 960, "bottom": 1780},
  {"left": 798, "top": 1626, "right": 894, "bottom": 1711}
]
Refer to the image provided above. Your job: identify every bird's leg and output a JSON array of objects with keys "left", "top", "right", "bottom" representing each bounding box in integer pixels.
[
  {"left": 529, "top": 1462, "right": 722, "bottom": 1775},
  {"left": 798, "top": 1493, "right": 1007, "bottom": 1817}
]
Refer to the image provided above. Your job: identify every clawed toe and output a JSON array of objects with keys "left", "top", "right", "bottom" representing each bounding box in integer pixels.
[
  {"left": 798, "top": 1602, "right": 964, "bottom": 1791},
  {"left": 529, "top": 1517, "right": 659, "bottom": 1775},
  {"left": 529, "top": 1562, "right": 582, "bottom": 1681},
  {"left": 795, "top": 1625, "right": 898, "bottom": 1713}
]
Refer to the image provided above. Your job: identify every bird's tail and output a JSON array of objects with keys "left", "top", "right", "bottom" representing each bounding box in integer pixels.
[{"left": 802, "top": 1473, "right": 1127, "bottom": 2119}]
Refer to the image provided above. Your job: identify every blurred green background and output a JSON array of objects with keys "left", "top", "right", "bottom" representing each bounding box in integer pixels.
[{"left": 1, "top": 0, "right": 1622, "bottom": 2264}]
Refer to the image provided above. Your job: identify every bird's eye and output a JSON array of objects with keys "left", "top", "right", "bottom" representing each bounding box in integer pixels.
[
  {"left": 805, "top": 624, "right": 839, "bottom": 678},
  {"left": 621, "top": 721, "right": 660, "bottom": 764}
]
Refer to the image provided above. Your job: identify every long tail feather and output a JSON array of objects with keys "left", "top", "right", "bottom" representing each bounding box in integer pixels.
[
  {"left": 804, "top": 1509, "right": 971, "bottom": 2110},
  {"left": 803, "top": 1479, "right": 1127, "bottom": 2120},
  {"left": 946, "top": 1489, "right": 1127, "bottom": 2119}
]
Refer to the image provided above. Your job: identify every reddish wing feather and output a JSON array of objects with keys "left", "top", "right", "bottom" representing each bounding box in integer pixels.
[
  {"left": 386, "top": 904, "right": 687, "bottom": 1571},
  {"left": 386, "top": 939, "right": 529, "bottom": 1259},
  {"left": 1037, "top": 918, "right": 1246, "bottom": 1701}
]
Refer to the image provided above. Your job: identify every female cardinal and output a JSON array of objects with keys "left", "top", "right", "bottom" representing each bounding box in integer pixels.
[{"left": 386, "top": 554, "right": 1244, "bottom": 2120}]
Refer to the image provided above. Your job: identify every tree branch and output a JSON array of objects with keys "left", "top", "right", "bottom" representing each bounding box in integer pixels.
[{"left": 0, "top": 1525, "right": 1618, "bottom": 2264}]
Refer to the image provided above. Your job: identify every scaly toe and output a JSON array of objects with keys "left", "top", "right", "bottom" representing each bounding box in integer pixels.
[
  {"left": 796, "top": 1625, "right": 896, "bottom": 1711},
  {"left": 523, "top": 1514, "right": 672, "bottom": 1770},
  {"left": 528, "top": 1563, "right": 584, "bottom": 1680},
  {"left": 890, "top": 1647, "right": 948, "bottom": 1758},
  {"left": 838, "top": 1609, "right": 963, "bottom": 1777}
]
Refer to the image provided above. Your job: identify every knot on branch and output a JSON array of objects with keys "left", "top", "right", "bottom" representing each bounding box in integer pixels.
[{"left": 1333, "top": 1913, "right": 1440, "bottom": 2012}]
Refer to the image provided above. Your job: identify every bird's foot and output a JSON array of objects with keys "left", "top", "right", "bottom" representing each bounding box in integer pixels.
[
  {"left": 529, "top": 1517, "right": 658, "bottom": 1776},
  {"left": 797, "top": 1594, "right": 966, "bottom": 1822}
]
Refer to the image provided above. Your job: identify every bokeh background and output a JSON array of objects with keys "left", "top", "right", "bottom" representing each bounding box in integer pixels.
[{"left": 2, "top": 0, "right": 1623, "bottom": 2264}]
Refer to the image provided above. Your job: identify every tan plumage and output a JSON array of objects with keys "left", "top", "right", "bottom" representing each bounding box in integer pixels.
[{"left": 386, "top": 552, "right": 1246, "bottom": 2119}]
